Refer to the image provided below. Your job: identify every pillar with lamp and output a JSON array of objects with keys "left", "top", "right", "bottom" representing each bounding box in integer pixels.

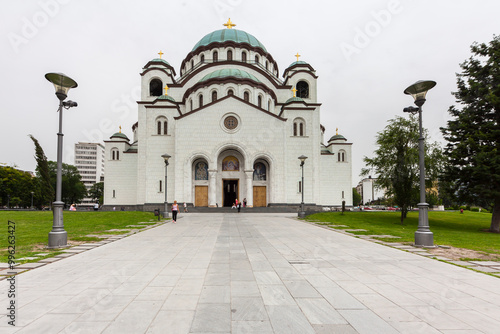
[
  {"left": 162, "top": 153, "right": 171, "bottom": 218},
  {"left": 45, "top": 72, "right": 78, "bottom": 248},
  {"left": 298, "top": 155, "right": 307, "bottom": 218},
  {"left": 403, "top": 80, "right": 436, "bottom": 247}
]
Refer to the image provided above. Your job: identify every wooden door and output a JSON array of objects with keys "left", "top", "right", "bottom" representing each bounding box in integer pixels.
[
  {"left": 253, "top": 186, "right": 267, "bottom": 207},
  {"left": 195, "top": 186, "right": 208, "bottom": 207}
]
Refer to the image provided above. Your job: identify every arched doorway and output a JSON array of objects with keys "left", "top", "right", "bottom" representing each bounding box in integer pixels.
[
  {"left": 193, "top": 159, "right": 209, "bottom": 206},
  {"left": 252, "top": 159, "right": 269, "bottom": 207},
  {"left": 217, "top": 149, "right": 246, "bottom": 207}
]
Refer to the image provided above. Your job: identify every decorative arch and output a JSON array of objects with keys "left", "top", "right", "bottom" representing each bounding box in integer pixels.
[
  {"left": 198, "top": 94, "right": 204, "bottom": 108},
  {"left": 213, "top": 51, "right": 218, "bottom": 62},
  {"left": 296, "top": 80, "right": 309, "bottom": 98},
  {"left": 257, "top": 94, "right": 263, "bottom": 108},
  {"left": 227, "top": 49, "right": 233, "bottom": 61},
  {"left": 243, "top": 90, "right": 250, "bottom": 102},
  {"left": 338, "top": 149, "right": 347, "bottom": 162},
  {"left": 111, "top": 148, "right": 120, "bottom": 160},
  {"left": 211, "top": 90, "right": 218, "bottom": 102},
  {"left": 242, "top": 51, "right": 247, "bottom": 62},
  {"left": 149, "top": 78, "right": 162, "bottom": 96}
]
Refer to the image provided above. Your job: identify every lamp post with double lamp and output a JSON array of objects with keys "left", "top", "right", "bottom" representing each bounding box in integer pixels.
[
  {"left": 45, "top": 72, "right": 78, "bottom": 248},
  {"left": 404, "top": 80, "right": 436, "bottom": 247},
  {"left": 162, "top": 154, "right": 171, "bottom": 218},
  {"left": 298, "top": 155, "right": 308, "bottom": 218}
]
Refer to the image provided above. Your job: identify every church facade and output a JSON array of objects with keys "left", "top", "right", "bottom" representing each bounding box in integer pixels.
[{"left": 103, "top": 21, "right": 352, "bottom": 210}]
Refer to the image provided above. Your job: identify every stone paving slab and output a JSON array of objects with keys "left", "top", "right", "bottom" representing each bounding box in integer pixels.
[{"left": 0, "top": 213, "right": 499, "bottom": 333}]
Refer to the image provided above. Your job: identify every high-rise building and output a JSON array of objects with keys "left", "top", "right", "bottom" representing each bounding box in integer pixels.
[{"left": 74, "top": 142, "right": 105, "bottom": 206}]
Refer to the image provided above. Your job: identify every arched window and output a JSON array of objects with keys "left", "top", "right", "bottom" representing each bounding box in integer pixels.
[
  {"left": 213, "top": 51, "right": 218, "bottom": 62},
  {"left": 212, "top": 91, "right": 218, "bottom": 102},
  {"left": 149, "top": 78, "right": 162, "bottom": 96},
  {"left": 265, "top": 61, "right": 269, "bottom": 70},
  {"left": 293, "top": 118, "right": 305, "bottom": 137},
  {"left": 191, "top": 60, "right": 194, "bottom": 69},
  {"left": 258, "top": 95, "right": 262, "bottom": 108},
  {"left": 156, "top": 117, "right": 167, "bottom": 135},
  {"left": 242, "top": 52, "right": 247, "bottom": 62},
  {"left": 297, "top": 81, "right": 309, "bottom": 98},
  {"left": 227, "top": 50, "right": 233, "bottom": 61},
  {"left": 338, "top": 150, "right": 346, "bottom": 162},
  {"left": 200, "top": 54, "right": 205, "bottom": 63},
  {"left": 255, "top": 55, "right": 260, "bottom": 64},
  {"left": 253, "top": 162, "right": 267, "bottom": 181},
  {"left": 243, "top": 91, "right": 249, "bottom": 102},
  {"left": 227, "top": 89, "right": 234, "bottom": 96},
  {"left": 199, "top": 94, "right": 203, "bottom": 108},
  {"left": 268, "top": 100, "right": 271, "bottom": 111},
  {"left": 111, "top": 148, "right": 119, "bottom": 160},
  {"left": 189, "top": 99, "right": 193, "bottom": 111}
]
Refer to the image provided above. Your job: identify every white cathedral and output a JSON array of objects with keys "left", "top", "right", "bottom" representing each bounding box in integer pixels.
[{"left": 103, "top": 20, "right": 353, "bottom": 210}]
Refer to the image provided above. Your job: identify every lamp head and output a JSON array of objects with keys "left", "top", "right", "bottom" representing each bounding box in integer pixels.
[
  {"left": 161, "top": 154, "right": 171, "bottom": 164},
  {"left": 45, "top": 72, "right": 78, "bottom": 101},
  {"left": 298, "top": 155, "right": 308, "bottom": 165},
  {"left": 404, "top": 80, "right": 436, "bottom": 107}
]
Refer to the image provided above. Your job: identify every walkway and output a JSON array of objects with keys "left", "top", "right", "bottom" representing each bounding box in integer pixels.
[{"left": 1, "top": 213, "right": 499, "bottom": 333}]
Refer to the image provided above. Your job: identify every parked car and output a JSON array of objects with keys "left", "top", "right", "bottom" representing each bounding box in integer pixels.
[{"left": 386, "top": 207, "right": 397, "bottom": 211}]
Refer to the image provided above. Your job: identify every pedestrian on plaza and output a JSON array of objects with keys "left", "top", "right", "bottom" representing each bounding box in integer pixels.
[
  {"left": 243, "top": 198, "right": 247, "bottom": 207},
  {"left": 184, "top": 202, "right": 188, "bottom": 213},
  {"left": 237, "top": 201, "right": 241, "bottom": 213},
  {"left": 172, "top": 200, "right": 179, "bottom": 223}
]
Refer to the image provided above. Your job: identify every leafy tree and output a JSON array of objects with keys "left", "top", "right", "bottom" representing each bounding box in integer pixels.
[
  {"left": 88, "top": 182, "right": 104, "bottom": 204},
  {"left": 362, "top": 115, "right": 444, "bottom": 223},
  {"left": 47, "top": 161, "right": 87, "bottom": 206},
  {"left": 0, "top": 166, "right": 36, "bottom": 208},
  {"left": 352, "top": 187, "right": 361, "bottom": 206},
  {"left": 29, "top": 135, "right": 54, "bottom": 207},
  {"left": 441, "top": 36, "right": 500, "bottom": 232}
]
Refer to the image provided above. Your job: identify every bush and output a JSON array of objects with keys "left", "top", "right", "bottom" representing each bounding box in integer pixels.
[{"left": 471, "top": 207, "right": 479, "bottom": 212}]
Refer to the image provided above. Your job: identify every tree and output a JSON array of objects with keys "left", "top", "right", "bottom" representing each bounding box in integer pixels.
[
  {"left": 88, "top": 182, "right": 104, "bottom": 204},
  {"left": 0, "top": 166, "right": 36, "bottom": 208},
  {"left": 441, "top": 35, "right": 500, "bottom": 232},
  {"left": 29, "top": 135, "right": 54, "bottom": 207},
  {"left": 47, "top": 161, "right": 87, "bottom": 206},
  {"left": 362, "top": 115, "right": 444, "bottom": 223},
  {"left": 352, "top": 187, "right": 361, "bottom": 206}
]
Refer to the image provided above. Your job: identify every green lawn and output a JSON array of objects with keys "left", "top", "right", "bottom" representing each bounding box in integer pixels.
[
  {"left": 1, "top": 211, "right": 159, "bottom": 263},
  {"left": 307, "top": 211, "right": 500, "bottom": 256}
]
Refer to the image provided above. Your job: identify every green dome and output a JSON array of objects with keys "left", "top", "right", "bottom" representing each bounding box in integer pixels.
[
  {"left": 287, "top": 60, "right": 309, "bottom": 68},
  {"left": 150, "top": 58, "right": 171, "bottom": 66},
  {"left": 158, "top": 95, "right": 176, "bottom": 102},
  {"left": 192, "top": 29, "right": 267, "bottom": 52},
  {"left": 110, "top": 132, "right": 129, "bottom": 140},
  {"left": 328, "top": 134, "right": 347, "bottom": 142},
  {"left": 199, "top": 68, "right": 260, "bottom": 83},
  {"left": 285, "top": 96, "right": 305, "bottom": 104}
]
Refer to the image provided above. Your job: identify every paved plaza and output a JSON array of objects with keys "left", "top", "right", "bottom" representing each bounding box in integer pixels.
[{"left": 1, "top": 213, "right": 500, "bottom": 333}]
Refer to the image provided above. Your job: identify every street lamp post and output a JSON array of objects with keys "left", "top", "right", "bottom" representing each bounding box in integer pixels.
[
  {"left": 31, "top": 191, "right": 34, "bottom": 210},
  {"left": 298, "top": 155, "right": 308, "bottom": 218},
  {"left": 162, "top": 154, "right": 171, "bottom": 218},
  {"left": 404, "top": 80, "right": 436, "bottom": 247},
  {"left": 45, "top": 72, "right": 78, "bottom": 248}
]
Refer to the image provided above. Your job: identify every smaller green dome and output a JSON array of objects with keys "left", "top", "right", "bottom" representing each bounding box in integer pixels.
[
  {"left": 150, "top": 58, "right": 171, "bottom": 66},
  {"left": 285, "top": 96, "right": 305, "bottom": 104},
  {"left": 158, "top": 95, "right": 176, "bottom": 102},
  {"left": 199, "top": 68, "right": 260, "bottom": 83},
  {"left": 321, "top": 144, "right": 330, "bottom": 153},
  {"left": 328, "top": 134, "right": 347, "bottom": 142},
  {"left": 287, "top": 60, "right": 309, "bottom": 68},
  {"left": 110, "top": 132, "right": 129, "bottom": 140}
]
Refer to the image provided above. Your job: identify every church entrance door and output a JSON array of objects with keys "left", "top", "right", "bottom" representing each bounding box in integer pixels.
[
  {"left": 253, "top": 186, "right": 267, "bottom": 207},
  {"left": 223, "top": 179, "right": 238, "bottom": 207},
  {"left": 195, "top": 186, "right": 208, "bottom": 207}
]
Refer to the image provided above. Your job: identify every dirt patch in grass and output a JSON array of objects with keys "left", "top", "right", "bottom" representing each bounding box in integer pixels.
[{"left": 429, "top": 246, "right": 500, "bottom": 261}]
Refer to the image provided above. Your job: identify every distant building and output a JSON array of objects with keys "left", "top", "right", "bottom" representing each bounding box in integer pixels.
[
  {"left": 74, "top": 142, "right": 105, "bottom": 206},
  {"left": 356, "top": 176, "right": 385, "bottom": 205}
]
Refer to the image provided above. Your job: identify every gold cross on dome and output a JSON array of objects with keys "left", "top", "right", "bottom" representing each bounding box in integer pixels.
[
  {"left": 119, "top": 125, "right": 122, "bottom": 133},
  {"left": 223, "top": 18, "right": 236, "bottom": 29},
  {"left": 164, "top": 84, "right": 169, "bottom": 95},
  {"left": 292, "top": 87, "right": 297, "bottom": 97},
  {"left": 158, "top": 50, "right": 164, "bottom": 59},
  {"left": 336, "top": 128, "right": 339, "bottom": 135},
  {"left": 295, "top": 52, "right": 301, "bottom": 62}
]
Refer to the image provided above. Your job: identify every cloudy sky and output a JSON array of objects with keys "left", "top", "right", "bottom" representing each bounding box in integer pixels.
[{"left": 1, "top": 0, "right": 499, "bottom": 187}]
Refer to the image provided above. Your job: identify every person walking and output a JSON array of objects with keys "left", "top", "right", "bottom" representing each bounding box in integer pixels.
[
  {"left": 243, "top": 198, "right": 247, "bottom": 207},
  {"left": 237, "top": 201, "right": 241, "bottom": 213},
  {"left": 183, "top": 202, "right": 188, "bottom": 213},
  {"left": 172, "top": 200, "right": 179, "bottom": 223}
]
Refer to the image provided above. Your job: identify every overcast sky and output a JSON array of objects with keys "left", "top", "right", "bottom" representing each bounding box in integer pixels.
[{"left": 1, "top": 0, "right": 499, "bottom": 187}]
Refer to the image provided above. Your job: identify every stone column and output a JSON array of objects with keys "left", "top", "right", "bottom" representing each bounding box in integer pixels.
[
  {"left": 245, "top": 170, "right": 253, "bottom": 207},
  {"left": 208, "top": 170, "right": 217, "bottom": 207}
]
